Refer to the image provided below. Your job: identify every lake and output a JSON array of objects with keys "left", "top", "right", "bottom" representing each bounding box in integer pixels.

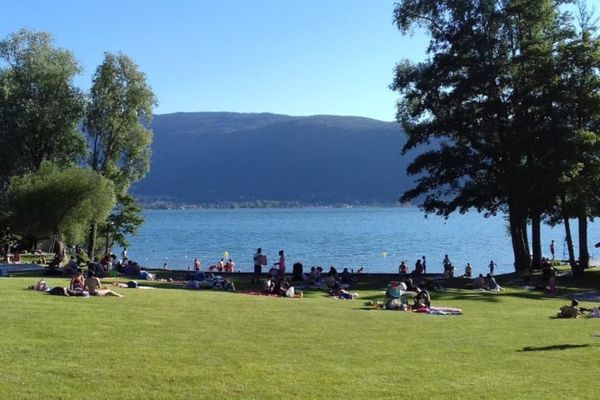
[{"left": 125, "top": 207, "right": 600, "bottom": 275}]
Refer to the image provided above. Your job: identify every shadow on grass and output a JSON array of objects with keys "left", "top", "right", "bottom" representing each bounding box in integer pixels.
[{"left": 517, "top": 344, "right": 592, "bottom": 352}]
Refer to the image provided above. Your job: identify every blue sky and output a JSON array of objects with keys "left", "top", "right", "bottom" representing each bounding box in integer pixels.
[
  {"left": 0, "top": 0, "right": 432, "bottom": 121},
  {"left": 1, "top": 1, "right": 595, "bottom": 121}
]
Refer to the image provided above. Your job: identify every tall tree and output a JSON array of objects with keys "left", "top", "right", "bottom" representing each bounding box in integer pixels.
[
  {"left": 84, "top": 52, "right": 156, "bottom": 256},
  {"left": 392, "top": 0, "right": 576, "bottom": 272},
  {"left": 554, "top": 1, "right": 600, "bottom": 275},
  {"left": 0, "top": 29, "right": 86, "bottom": 185}
]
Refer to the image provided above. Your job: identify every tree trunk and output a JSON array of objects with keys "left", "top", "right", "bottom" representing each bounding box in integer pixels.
[
  {"left": 509, "top": 205, "right": 530, "bottom": 272},
  {"left": 576, "top": 212, "right": 589, "bottom": 277},
  {"left": 87, "top": 222, "right": 97, "bottom": 259},
  {"left": 562, "top": 213, "right": 576, "bottom": 269},
  {"left": 531, "top": 211, "right": 542, "bottom": 269}
]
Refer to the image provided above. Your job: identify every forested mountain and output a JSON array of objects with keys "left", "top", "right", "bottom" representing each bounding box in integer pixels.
[{"left": 132, "top": 112, "right": 414, "bottom": 206}]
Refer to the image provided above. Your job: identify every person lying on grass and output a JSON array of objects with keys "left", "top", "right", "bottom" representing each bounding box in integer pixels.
[
  {"left": 85, "top": 271, "right": 123, "bottom": 297},
  {"left": 557, "top": 299, "right": 594, "bottom": 318}
]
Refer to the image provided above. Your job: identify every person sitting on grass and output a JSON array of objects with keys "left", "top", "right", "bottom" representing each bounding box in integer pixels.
[
  {"left": 68, "top": 268, "right": 87, "bottom": 296},
  {"left": 84, "top": 271, "right": 123, "bottom": 297},
  {"left": 473, "top": 274, "right": 486, "bottom": 290},
  {"left": 324, "top": 272, "right": 341, "bottom": 290},
  {"left": 413, "top": 284, "right": 431, "bottom": 309},
  {"left": 558, "top": 299, "right": 580, "bottom": 318},
  {"left": 485, "top": 273, "right": 504, "bottom": 291},
  {"left": 384, "top": 281, "right": 405, "bottom": 309},
  {"left": 399, "top": 260, "right": 408, "bottom": 274},
  {"left": 463, "top": 263, "right": 472, "bottom": 278}
]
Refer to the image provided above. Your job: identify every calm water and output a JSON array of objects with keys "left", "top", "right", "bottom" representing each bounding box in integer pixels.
[{"left": 126, "top": 207, "right": 600, "bottom": 275}]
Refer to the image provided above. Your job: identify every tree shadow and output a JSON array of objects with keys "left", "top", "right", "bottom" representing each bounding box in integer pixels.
[{"left": 517, "top": 344, "right": 591, "bottom": 352}]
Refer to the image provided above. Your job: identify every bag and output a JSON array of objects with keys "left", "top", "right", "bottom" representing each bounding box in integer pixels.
[
  {"left": 259, "top": 255, "right": 267, "bottom": 266},
  {"left": 127, "top": 280, "right": 139, "bottom": 288}
]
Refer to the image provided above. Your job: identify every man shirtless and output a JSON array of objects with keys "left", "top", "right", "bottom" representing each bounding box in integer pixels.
[{"left": 85, "top": 271, "right": 123, "bottom": 297}]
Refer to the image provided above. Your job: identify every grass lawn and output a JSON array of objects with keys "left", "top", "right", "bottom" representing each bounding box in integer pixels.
[{"left": 1, "top": 272, "right": 600, "bottom": 399}]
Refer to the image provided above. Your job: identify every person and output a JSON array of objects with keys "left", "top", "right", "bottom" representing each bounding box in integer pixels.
[
  {"left": 558, "top": 299, "right": 580, "bottom": 318},
  {"left": 443, "top": 254, "right": 451, "bottom": 270},
  {"left": 225, "top": 259, "right": 235, "bottom": 272},
  {"left": 217, "top": 258, "right": 225, "bottom": 272},
  {"left": 292, "top": 262, "right": 304, "bottom": 281},
  {"left": 463, "top": 263, "right": 472, "bottom": 278},
  {"left": 384, "top": 281, "right": 405, "bottom": 309},
  {"left": 488, "top": 260, "right": 495, "bottom": 275},
  {"left": 162, "top": 262, "right": 168, "bottom": 270},
  {"left": 485, "top": 273, "right": 503, "bottom": 291},
  {"left": 399, "top": 260, "right": 408, "bottom": 274},
  {"left": 274, "top": 250, "right": 286, "bottom": 276},
  {"left": 251, "top": 248, "right": 264, "bottom": 284},
  {"left": 121, "top": 247, "right": 128, "bottom": 261},
  {"left": 422, "top": 256, "right": 427, "bottom": 273},
  {"left": 324, "top": 273, "right": 340, "bottom": 290},
  {"left": 85, "top": 271, "right": 123, "bottom": 297},
  {"left": 328, "top": 266, "right": 338, "bottom": 278},
  {"left": 473, "top": 274, "right": 485, "bottom": 290},
  {"left": 340, "top": 268, "right": 352, "bottom": 284},
  {"left": 69, "top": 268, "right": 87, "bottom": 296},
  {"left": 305, "top": 266, "right": 321, "bottom": 284},
  {"left": 413, "top": 284, "right": 431, "bottom": 309},
  {"left": 550, "top": 240, "right": 555, "bottom": 260},
  {"left": 443, "top": 262, "right": 454, "bottom": 279},
  {"left": 412, "top": 259, "right": 424, "bottom": 277},
  {"left": 263, "top": 276, "right": 275, "bottom": 294},
  {"left": 193, "top": 258, "right": 201, "bottom": 271}
]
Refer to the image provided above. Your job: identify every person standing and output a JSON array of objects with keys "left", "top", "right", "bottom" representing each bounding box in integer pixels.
[
  {"left": 274, "top": 250, "right": 286, "bottom": 276},
  {"left": 550, "top": 240, "right": 555, "bottom": 260},
  {"left": 488, "top": 260, "right": 495, "bottom": 275},
  {"left": 251, "top": 248, "right": 264, "bottom": 283},
  {"left": 422, "top": 256, "right": 427, "bottom": 273}
]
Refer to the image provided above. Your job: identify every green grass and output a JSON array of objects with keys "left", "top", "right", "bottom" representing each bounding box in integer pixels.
[{"left": 1, "top": 273, "right": 600, "bottom": 399}]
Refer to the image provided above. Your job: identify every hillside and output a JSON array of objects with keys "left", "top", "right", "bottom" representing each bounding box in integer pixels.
[{"left": 132, "top": 112, "right": 414, "bottom": 206}]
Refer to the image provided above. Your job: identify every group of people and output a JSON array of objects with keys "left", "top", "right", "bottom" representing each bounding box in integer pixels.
[
  {"left": 398, "top": 254, "right": 497, "bottom": 282},
  {"left": 41, "top": 268, "right": 123, "bottom": 297},
  {"left": 383, "top": 280, "right": 431, "bottom": 311}
]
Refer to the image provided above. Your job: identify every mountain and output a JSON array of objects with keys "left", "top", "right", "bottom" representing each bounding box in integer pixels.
[{"left": 132, "top": 112, "right": 415, "bottom": 206}]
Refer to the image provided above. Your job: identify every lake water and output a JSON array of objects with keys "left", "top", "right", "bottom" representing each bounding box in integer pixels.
[{"left": 126, "top": 207, "right": 600, "bottom": 275}]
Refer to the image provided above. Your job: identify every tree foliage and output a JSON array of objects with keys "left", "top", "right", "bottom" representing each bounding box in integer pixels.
[
  {"left": 0, "top": 29, "right": 86, "bottom": 185},
  {"left": 85, "top": 52, "right": 156, "bottom": 192},
  {"left": 5, "top": 162, "right": 115, "bottom": 244},
  {"left": 392, "top": 0, "right": 600, "bottom": 272}
]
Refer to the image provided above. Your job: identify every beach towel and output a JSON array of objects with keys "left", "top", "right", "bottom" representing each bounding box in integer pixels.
[{"left": 428, "top": 307, "right": 463, "bottom": 315}]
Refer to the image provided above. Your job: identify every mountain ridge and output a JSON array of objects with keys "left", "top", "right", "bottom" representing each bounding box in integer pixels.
[{"left": 133, "top": 111, "right": 414, "bottom": 206}]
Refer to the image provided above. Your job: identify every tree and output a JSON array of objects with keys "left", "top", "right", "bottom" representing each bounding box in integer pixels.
[
  {"left": 98, "top": 193, "right": 144, "bottom": 253},
  {"left": 391, "top": 0, "right": 578, "bottom": 272},
  {"left": 84, "top": 52, "right": 156, "bottom": 256},
  {"left": 4, "top": 162, "right": 115, "bottom": 254},
  {"left": 0, "top": 29, "right": 86, "bottom": 185},
  {"left": 553, "top": 1, "right": 600, "bottom": 275}
]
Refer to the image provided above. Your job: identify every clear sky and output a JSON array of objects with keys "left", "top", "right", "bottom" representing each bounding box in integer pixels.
[
  {"left": 0, "top": 0, "right": 432, "bottom": 122},
  {"left": 2, "top": 1, "right": 595, "bottom": 122}
]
